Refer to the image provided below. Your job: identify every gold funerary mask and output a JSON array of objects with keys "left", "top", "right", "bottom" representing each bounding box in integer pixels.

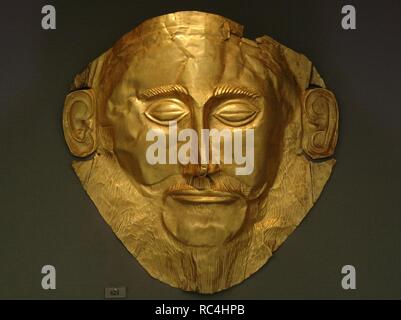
[{"left": 63, "top": 11, "right": 339, "bottom": 294}]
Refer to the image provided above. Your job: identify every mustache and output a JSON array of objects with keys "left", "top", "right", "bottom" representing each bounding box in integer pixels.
[{"left": 166, "top": 172, "right": 264, "bottom": 200}]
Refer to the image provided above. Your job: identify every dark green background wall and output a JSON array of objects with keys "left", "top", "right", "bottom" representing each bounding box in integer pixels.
[{"left": 0, "top": 0, "right": 400, "bottom": 299}]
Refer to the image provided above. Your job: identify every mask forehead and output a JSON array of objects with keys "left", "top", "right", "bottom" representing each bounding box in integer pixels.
[
  {"left": 106, "top": 12, "right": 273, "bottom": 106},
  {"left": 113, "top": 36, "right": 271, "bottom": 105}
]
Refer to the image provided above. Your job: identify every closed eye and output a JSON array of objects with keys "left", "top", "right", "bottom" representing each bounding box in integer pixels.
[
  {"left": 213, "top": 101, "right": 259, "bottom": 127},
  {"left": 145, "top": 99, "right": 189, "bottom": 125}
]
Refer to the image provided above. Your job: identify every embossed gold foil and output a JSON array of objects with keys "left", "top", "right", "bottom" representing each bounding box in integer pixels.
[{"left": 63, "top": 12, "right": 339, "bottom": 294}]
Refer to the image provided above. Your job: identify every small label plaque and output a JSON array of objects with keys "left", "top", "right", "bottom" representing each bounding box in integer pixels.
[{"left": 105, "top": 287, "right": 127, "bottom": 299}]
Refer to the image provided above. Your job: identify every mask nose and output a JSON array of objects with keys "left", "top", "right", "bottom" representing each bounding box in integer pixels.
[
  {"left": 182, "top": 163, "right": 221, "bottom": 177},
  {"left": 181, "top": 105, "right": 222, "bottom": 177}
]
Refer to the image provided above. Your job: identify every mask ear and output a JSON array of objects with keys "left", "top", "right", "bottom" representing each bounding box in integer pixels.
[
  {"left": 63, "top": 89, "right": 97, "bottom": 157},
  {"left": 302, "top": 88, "right": 339, "bottom": 160}
]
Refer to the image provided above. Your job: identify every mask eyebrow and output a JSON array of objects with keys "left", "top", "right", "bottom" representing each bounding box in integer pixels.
[
  {"left": 213, "top": 84, "right": 261, "bottom": 100},
  {"left": 139, "top": 84, "right": 189, "bottom": 100}
]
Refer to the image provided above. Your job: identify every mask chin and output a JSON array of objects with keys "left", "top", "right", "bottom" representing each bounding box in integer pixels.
[{"left": 163, "top": 195, "right": 248, "bottom": 247}]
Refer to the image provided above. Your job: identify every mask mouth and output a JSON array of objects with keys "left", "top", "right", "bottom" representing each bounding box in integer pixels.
[
  {"left": 168, "top": 189, "right": 239, "bottom": 204},
  {"left": 163, "top": 173, "right": 268, "bottom": 203}
]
